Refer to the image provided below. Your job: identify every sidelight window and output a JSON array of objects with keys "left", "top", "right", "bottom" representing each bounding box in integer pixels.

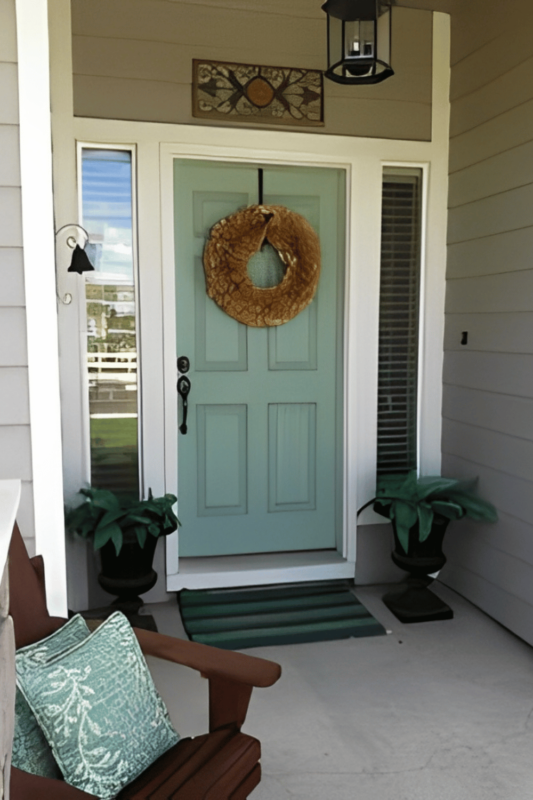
[
  {"left": 80, "top": 147, "right": 140, "bottom": 499},
  {"left": 377, "top": 167, "right": 423, "bottom": 480}
]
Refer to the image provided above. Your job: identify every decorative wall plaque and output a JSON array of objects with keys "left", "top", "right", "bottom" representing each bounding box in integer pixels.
[{"left": 192, "top": 60, "right": 324, "bottom": 127}]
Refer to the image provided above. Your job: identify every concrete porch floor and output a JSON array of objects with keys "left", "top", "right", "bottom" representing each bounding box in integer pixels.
[{"left": 145, "top": 582, "right": 533, "bottom": 800}]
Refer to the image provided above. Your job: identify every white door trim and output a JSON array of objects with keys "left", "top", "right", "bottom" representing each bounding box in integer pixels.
[
  {"left": 60, "top": 12, "right": 449, "bottom": 593},
  {"left": 160, "top": 148, "right": 354, "bottom": 587}
]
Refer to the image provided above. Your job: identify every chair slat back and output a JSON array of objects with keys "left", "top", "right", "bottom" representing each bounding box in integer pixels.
[{"left": 8, "top": 525, "right": 65, "bottom": 649}]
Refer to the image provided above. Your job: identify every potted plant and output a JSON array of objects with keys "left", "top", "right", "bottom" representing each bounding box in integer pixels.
[
  {"left": 66, "top": 487, "right": 180, "bottom": 630},
  {"left": 369, "top": 472, "right": 497, "bottom": 623}
]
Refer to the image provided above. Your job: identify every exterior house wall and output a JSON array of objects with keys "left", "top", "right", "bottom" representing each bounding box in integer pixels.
[
  {"left": 439, "top": 0, "right": 533, "bottom": 645},
  {"left": 71, "top": 0, "right": 433, "bottom": 142},
  {"left": 0, "top": 0, "right": 34, "bottom": 556}
]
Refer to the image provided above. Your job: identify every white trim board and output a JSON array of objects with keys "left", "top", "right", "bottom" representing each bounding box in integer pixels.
[
  {"left": 171, "top": 551, "right": 355, "bottom": 591},
  {"left": 15, "top": 0, "right": 67, "bottom": 616},
  {"left": 54, "top": 14, "right": 449, "bottom": 594}
]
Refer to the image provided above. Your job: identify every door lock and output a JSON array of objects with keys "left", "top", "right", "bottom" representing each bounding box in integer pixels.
[{"left": 177, "top": 355, "right": 190, "bottom": 373}]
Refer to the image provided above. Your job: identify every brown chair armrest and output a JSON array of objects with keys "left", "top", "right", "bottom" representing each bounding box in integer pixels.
[
  {"left": 134, "top": 628, "right": 281, "bottom": 687},
  {"left": 134, "top": 628, "right": 281, "bottom": 733},
  {"left": 11, "top": 767, "right": 94, "bottom": 799}
]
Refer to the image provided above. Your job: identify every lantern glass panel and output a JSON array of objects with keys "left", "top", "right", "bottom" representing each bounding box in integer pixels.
[
  {"left": 328, "top": 14, "right": 344, "bottom": 65},
  {"left": 345, "top": 19, "right": 375, "bottom": 60},
  {"left": 377, "top": 8, "right": 391, "bottom": 64},
  {"left": 344, "top": 20, "right": 361, "bottom": 59}
]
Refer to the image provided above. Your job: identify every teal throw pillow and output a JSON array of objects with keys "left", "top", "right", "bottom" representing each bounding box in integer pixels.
[
  {"left": 16, "top": 611, "right": 180, "bottom": 800},
  {"left": 13, "top": 614, "right": 91, "bottom": 779}
]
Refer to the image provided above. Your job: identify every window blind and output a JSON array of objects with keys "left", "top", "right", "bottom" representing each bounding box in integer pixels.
[{"left": 377, "top": 168, "right": 422, "bottom": 477}]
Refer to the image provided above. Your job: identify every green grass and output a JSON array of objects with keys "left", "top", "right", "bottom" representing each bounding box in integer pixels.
[{"left": 90, "top": 417, "right": 138, "bottom": 449}]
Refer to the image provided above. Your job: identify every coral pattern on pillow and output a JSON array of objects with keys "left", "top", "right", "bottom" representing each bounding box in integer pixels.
[
  {"left": 16, "top": 612, "right": 179, "bottom": 800},
  {"left": 203, "top": 204, "right": 321, "bottom": 327}
]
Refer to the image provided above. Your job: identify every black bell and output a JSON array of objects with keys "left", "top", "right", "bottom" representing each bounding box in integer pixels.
[{"left": 68, "top": 244, "right": 95, "bottom": 274}]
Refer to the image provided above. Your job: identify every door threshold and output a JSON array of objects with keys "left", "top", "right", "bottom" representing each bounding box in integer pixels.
[{"left": 166, "top": 550, "right": 355, "bottom": 591}]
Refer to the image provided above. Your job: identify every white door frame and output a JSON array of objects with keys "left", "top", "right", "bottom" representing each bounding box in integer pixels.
[{"left": 57, "top": 13, "right": 449, "bottom": 593}]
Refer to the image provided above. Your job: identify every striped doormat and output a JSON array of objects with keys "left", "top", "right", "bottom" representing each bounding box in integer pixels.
[{"left": 178, "top": 580, "right": 386, "bottom": 650}]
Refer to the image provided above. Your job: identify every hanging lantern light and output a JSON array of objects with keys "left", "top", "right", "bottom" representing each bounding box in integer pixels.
[{"left": 322, "top": 0, "right": 394, "bottom": 85}]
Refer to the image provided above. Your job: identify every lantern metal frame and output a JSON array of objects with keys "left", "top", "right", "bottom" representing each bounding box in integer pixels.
[{"left": 322, "top": 0, "right": 394, "bottom": 86}]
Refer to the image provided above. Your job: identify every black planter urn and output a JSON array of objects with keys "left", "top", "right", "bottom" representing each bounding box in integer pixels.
[
  {"left": 382, "top": 513, "right": 454, "bottom": 623},
  {"left": 91, "top": 530, "right": 159, "bottom": 631}
]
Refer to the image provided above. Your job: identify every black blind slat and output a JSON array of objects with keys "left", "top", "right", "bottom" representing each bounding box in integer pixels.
[{"left": 377, "top": 171, "right": 422, "bottom": 476}]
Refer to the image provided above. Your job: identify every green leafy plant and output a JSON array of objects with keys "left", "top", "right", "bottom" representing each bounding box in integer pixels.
[
  {"left": 373, "top": 472, "right": 497, "bottom": 555},
  {"left": 65, "top": 487, "right": 180, "bottom": 555}
]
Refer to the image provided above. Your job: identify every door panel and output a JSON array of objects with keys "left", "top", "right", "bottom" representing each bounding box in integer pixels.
[
  {"left": 268, "top": 403, "right": 317, "bottom": 512},
  {"left": 197, "top": 404, "right": 247, "bottom": 516},
  {"left": 194, "top": 258, "right": 247, "bottom": 371},
  {"left": 174, "top": 159, "right": 345, "bottom": 557},
  {"left": 268, "top": 300, "right": 318, "bottom": 370}
]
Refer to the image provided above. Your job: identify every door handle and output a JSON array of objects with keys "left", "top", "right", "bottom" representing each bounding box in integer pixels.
[{"left": 177, "top": 376, "right": 191, "bottom": 434}]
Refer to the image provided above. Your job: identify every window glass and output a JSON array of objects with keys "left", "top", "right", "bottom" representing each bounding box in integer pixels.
[{"left": 81, "top": 148, "right": 139, "bottom": 499}]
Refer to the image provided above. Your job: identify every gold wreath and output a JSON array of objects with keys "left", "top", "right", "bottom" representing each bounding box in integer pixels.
[{"left": 203, "top": 204, "right": 321, "bottom": 327}]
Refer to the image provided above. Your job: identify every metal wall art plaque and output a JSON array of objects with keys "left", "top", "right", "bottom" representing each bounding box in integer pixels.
[{"left": 192, "top": 59, "right": 324, "bottom": 127}]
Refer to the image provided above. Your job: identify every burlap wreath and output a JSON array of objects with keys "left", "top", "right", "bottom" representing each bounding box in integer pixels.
[{"left": 203, "top": 204, "right": 321, "bottom": 327}]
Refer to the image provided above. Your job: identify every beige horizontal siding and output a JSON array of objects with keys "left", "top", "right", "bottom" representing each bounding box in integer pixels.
[
  {"left": 443, "top": 386, "right": 533, "bottom": 438},
  {"left": 446, "top": 271, "right": 533, "bottom": 314},
  {"left": 444, "top": 312, "right": 533, "bottom": 354},
  {"left": 0, "top": 309, "right": 27, "bottom": 366},
  {"left": 0, "top": 427, "right": 32, "bottom": 481},
  {"left": 73, "top": 14, "right": 431, "bottom": 105},
  {"left": 451, "top": 12, "right": 533, "bottom": 102},
  {"left": 450, "top": 57, "right": 533, "bottom": 139},
  {"left": 0, "top": 0, "right": 34, "bottom": 548},
  {"left": 0, "top": 125, "right": 20, "bottom": 185},
  {"left": 447, "top": 227, "right": 533, "bottom": 279},
  {"left": 449, "top": 100, "right": 533, "bottom": 175},
  {"left": 448, "top": 183, "right": 533, "bottom": 244},
  {"left": 445, "top": 526, "right": 533, "bottom": 604},
  {"left": 444, "top": 0, "right": 533, "bottom": 649},
  {"left": 442, "top": 454, "right": 533, "bottom": 528},
  {"left": 71, "top": 0, "right": 432, "bottom": 141},
  {"left": 442, "top": 419, "right": 533, "bottom": 483},
  {"left": 454, "top": 513, "right": 533, "bottom": 566},
  {"left": 449, "top": 0, "right": 532, "bottom": 66},
  {"left": 440, "top": 557, "right": 533, "bottom": 646},
  {"left": 443, "top": 385, "right": 533, "bottom": 443},
  {"left": 0, "top": 187, "right": 22, "bottom": 247},
  {"left": 443, "top": 351, "right": 533, "bottom": 398},
  {"left": 0, "top": 0, "right": 17, "bottom": 62},
  {"left": 164, "top": 0, "right": 324, "bottom": 19},
  {"left": 449, "top": 139, "right": 533, "bottom": 209},
  {"left": 0, "top": 63, "right": 18, "bottom": 124},
  {"left": 0, "top": 248, "right": 25, "bottom": 305},
  {"left": 0, "top": 368, "right": 30, "bottom": 425}
]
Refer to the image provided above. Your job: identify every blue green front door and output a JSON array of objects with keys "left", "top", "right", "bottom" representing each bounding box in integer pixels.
[{"left": 174, "top": 160, "right": 345, "bottom": 557}]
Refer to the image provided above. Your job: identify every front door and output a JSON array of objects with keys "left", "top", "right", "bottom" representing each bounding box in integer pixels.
[{"left": 174, "top": 160, "right": 345, "bottom": 557}]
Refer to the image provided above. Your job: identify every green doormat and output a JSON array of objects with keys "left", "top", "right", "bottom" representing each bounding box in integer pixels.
[{"left": 178, "top": 580, "right": 386, "bottom": 650}]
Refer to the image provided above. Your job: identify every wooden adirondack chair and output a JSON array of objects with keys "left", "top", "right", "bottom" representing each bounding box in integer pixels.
[{"left": 7, "top": 524, "right": 281, "bottom": 799}]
